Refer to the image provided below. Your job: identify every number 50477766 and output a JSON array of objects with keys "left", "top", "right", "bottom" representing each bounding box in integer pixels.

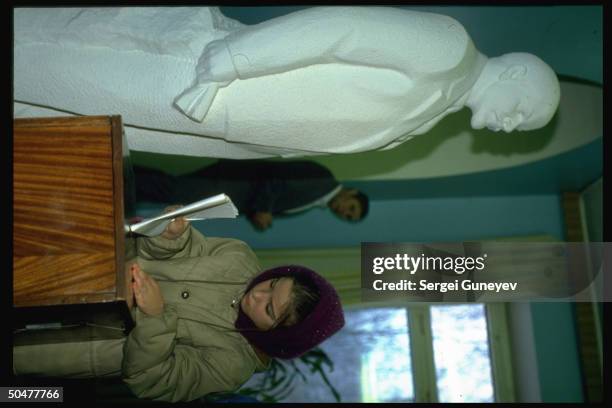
[{"left": 3, "top": 388, "right": 62, "bottom": 401}]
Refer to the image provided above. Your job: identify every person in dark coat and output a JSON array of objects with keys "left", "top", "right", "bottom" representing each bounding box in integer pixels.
[{"left": 133, "top": 160, "right": 369, "bottom": 230}]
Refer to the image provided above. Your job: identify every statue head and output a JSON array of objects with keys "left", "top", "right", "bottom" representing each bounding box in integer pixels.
[{"left": 468, "top": 53, "right": 560, "bottom": 133}]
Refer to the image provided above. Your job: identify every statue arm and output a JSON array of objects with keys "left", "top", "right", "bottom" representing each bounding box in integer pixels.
[
  {"left": 220, "top": 7, "right": 419, "bottom": 78},
  {"left": 174, "top": 7, "right": 470, "bottom": 121}
]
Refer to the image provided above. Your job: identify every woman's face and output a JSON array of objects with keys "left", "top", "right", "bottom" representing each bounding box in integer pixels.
[{"left": 240, "top": 277, "right": 294, "bottom": 330}]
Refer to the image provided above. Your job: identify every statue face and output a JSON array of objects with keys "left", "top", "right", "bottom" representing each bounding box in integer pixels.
[
  {"left": 470, "top": 53, "right": 560, "bottom": 133},
  {"left": 470, "top": 82, "right": 551, "bottom": 133}
]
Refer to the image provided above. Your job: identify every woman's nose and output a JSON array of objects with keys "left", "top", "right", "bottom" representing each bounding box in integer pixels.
[{"left": 252, "top": 288, "right": 271, "bottom": 302}]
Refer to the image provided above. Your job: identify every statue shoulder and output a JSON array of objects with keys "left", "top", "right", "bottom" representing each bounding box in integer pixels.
[
  {"left": 322, "top": 7, "right": 475, "bottom": 74},
  {"left": 404, "top": 11, "right": 475, "bottom": 74}
]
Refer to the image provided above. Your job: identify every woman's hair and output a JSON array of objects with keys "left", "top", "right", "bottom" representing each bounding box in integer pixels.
[{"left": 273, "top": 275, "right": 320, "bottom": 329}]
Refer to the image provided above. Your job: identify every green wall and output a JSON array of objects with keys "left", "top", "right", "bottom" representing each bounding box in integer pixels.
[{"left": 531, "top": 303, "right": 584, "bottom": 402}]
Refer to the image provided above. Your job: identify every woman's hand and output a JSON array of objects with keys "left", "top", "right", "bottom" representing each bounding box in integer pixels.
[
  {"left": 161, "top": 205, "right": 190, "bottom": 240},
  {"left": 131, "top": 263, "right": 164, "bottom": 316}
]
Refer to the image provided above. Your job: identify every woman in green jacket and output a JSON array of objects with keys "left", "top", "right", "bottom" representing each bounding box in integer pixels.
[{"left": 13, "top": 215, "right": 345, "bottom": 402}]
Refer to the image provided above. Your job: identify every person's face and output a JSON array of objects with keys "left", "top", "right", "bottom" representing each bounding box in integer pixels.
[
  {"left": 471, "top": 83, "right": 540, "bottom": 133},
  {"left": 241, "top": 277, "right": 294, "bottom": 331},
  {"left": 330, "top": 191, "right": 363, "bottom": 221}
]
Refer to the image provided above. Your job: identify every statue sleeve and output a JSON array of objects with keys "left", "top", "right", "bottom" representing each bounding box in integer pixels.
[
  {"left": 224, "top": 6, "right": 459, "bottom": 78},
  {"left": 174, "top": 6, "right": 471, "bottom": 122}
]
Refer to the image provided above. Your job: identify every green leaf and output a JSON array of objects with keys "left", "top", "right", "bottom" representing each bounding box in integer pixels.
[{"left": 237, "top": 348, "right": 342, "bottom": 403}]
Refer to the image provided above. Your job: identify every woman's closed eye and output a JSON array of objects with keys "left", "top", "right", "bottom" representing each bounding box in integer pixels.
[
  {"left": 266, "top": 303, "right": 276, "bottom": 321},
  {"left": 266, "top": 279, "right": 280, "bottom": 321}
]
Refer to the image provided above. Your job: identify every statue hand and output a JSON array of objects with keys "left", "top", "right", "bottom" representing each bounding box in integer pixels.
[
  {"left": 174, "top": 40, "right": 235, "bottom": 121},
  {"left": 196, "top": 39, "right": 237, "bottom": 86}
]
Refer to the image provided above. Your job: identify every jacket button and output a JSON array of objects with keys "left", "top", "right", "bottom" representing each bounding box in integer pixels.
[{"left": 181, "top": 290, "right": 190, "bottom": 299}]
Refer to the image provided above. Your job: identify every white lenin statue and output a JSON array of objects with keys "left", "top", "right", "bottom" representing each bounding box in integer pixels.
[{"left": 14, "top": 7, "right": 561, "bottom": 158}]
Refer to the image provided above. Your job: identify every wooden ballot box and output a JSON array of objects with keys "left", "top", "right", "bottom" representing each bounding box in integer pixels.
[{"left": 13, "top": 116, "right": 136, "bottom": 345}]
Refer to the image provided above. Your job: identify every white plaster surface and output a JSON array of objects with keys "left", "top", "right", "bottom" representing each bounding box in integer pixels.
[
  {"left": 14, "top": 7, "right": 482, "bottom": 156},
  {"left": 14, "top": 6, "right": 579, "bottom": 171}
]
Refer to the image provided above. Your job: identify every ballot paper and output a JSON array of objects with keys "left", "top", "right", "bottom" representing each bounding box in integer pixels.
[{"left": 126, "top": 193, "right": 238, "bottom": 237}]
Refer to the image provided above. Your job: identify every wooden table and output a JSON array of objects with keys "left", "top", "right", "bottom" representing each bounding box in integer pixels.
[{"left": 13, "top": 116, "right": 136, "bottom": 345}]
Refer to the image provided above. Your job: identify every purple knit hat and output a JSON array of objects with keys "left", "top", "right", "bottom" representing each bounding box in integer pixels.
[{"left": 235, "top": 265, "right": 345, "bottom": 359}]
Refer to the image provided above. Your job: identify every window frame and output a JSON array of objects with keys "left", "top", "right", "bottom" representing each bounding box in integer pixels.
[{"left": 407, "top": 302, "right": 516, "bottom": 403}]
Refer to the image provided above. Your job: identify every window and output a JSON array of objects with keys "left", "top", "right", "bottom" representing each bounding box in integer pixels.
[
  {"left": 241, "top": 303, "right": 515, "bottom": 402},
  {"left": 429, "top": 304, "right": 494, "bottom": 402}
]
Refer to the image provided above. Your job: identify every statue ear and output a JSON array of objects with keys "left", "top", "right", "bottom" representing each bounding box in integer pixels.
[{"left": 499, "top": 65, "right": 527, "bottom": 81}]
